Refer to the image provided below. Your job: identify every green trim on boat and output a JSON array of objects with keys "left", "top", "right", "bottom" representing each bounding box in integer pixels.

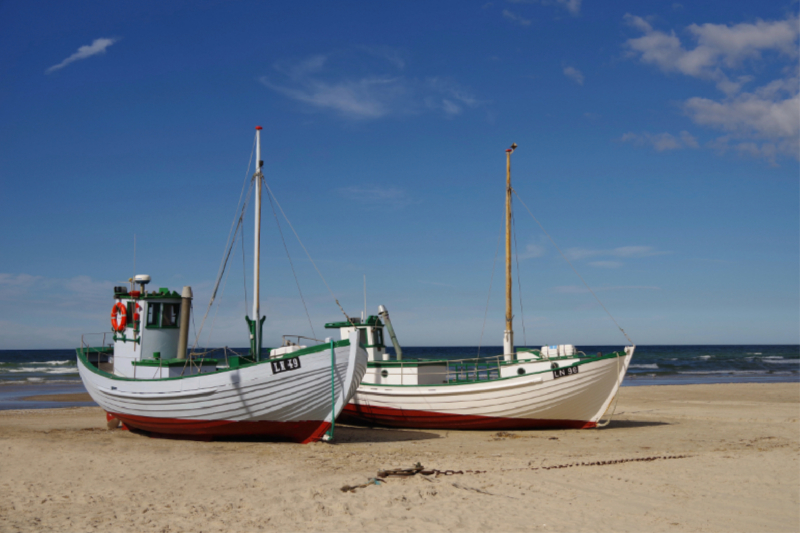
[
  {"left": 75, "top": 338, "right": 352, "bottom": 382},
  {"left": 360, "top": 351, "right": 627, "bottom": 387},
  {"left": 132, "top": 358, "right": 218, "bottom": 367},
  {"left": 324, "top": 315, "right": 384, "bottom": 329}
]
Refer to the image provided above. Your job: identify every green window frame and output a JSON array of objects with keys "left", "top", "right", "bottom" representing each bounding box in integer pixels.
[
  {"left": 146, "top": 303, "right": 161, "bottom": 327},
  {"left": 146, "top": 302, "right": 180, "bottom": 329}
]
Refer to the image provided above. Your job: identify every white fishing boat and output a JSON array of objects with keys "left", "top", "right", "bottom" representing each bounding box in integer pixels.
[
  {"left": 77, "top": 126, "right": 368, "bottom": 443},
  {"left": 335, "top": 144, "right": 635, "bottom": 430}
]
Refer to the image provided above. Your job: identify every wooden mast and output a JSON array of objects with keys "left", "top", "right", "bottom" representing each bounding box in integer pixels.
[{"left": 504, "top": 143, "right": 517, "bottom": 362}]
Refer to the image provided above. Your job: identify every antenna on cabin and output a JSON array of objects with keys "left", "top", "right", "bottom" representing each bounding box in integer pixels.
[{"left": 132, "top": 234, "right": 137, "bottom": 291}]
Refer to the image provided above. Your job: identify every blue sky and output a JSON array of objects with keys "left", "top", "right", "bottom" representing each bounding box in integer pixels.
[{"left": 1, "top": 0, "right": 798, "bottom": 349}]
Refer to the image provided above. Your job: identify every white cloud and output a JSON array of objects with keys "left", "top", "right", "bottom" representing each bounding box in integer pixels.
[
  {"left": 563, "top": 66, "right": 584, "bottom": 85},
  {"left": 620, "top": 130, "right": 699, "bottom": 151},
  {"left": 261, "top": 53, "right": 480, "bottom": 120},
  {"left": 46, "top": 38, "right": 118, "bottom": 74},
  {"left": 623, "top": 14, "right": 797, "bottom": 89},
  {"left": 623, "top": 14, "right": 799, "bottom": 162},
  {"left": 503, "top": 9, "right": 531, "bottom": 26}
]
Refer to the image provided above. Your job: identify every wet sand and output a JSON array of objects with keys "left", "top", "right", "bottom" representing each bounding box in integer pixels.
[
  {"left": 0, "top": 382, "right": 797, "bottom": 532},
  {"left": 20, "top": 393, "right": 93, "bottom": 402}
]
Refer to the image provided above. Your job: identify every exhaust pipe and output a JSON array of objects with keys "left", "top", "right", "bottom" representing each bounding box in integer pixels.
[
  {"left": 378, "top": 304, "right": 403, "bottom": 361},
  {"left": 177, "top": 286, "right": 193, "bottom": 360}
]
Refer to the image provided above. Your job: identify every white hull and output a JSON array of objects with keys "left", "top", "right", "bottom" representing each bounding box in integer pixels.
[
  {"left": 341, "top": 348, "right": 633, "bottom": 429},
  {"left": 79, "top": 334, "right": 368, "bottom": 443}
]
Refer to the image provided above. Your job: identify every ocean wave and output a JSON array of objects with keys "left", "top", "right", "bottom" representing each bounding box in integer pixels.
[
  {"left": 0, "top": 378, "right": 82, "bottom": 385},
  {"left": 747, "top": 353, "right": 762, "bottom": 355},
  {"left": 698, "top": 355, "right": 712, "bottom": 360},
  {"left": 762, "top": 359, "right": 799, "bottom": 365},
  {"left": 2, "top": 367, "right": 79, "bottom": 374},
  {"left": 629, "top": 364, "right": 658, "bottom": 369},
  {"left": 679, "top": 370, "right": 768, "bottom": 375}
]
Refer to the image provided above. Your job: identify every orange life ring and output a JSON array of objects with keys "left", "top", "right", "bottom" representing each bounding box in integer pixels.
[{"left": 111, "top": 302, "right": 127, "bottom": 332}]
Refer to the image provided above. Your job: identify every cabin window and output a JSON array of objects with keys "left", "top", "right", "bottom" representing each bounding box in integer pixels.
[
  {"left": 358, "top": 328, "right": 367, "bottom": 347},
  {"left": 146, "top": 302, "right": 180, "bottom": 328},
  {"left": 161, "top": 303, "right": 179, "bottom": 327},
  {"left": 375, "top": 328, "right": 384, "bottom": 347},
  {"left": 126, "top": 302, "right": 135, "bottom": 328},
  {"left": 146, "top": 303, "right": 161, "bottom": 327}
]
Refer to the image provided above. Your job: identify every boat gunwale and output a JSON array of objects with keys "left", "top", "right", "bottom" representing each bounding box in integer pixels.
[
  {"left": 76, "top": 338, "right": 352, "bottom": 382},
  {"left": 359, "top": 350, "right": 631, "bottom": 389}
]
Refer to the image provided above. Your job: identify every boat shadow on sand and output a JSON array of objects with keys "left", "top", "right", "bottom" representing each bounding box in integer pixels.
[
  {"left": 598, "top": 419, "right": 671, "bottom": 429},
  {"left": 126, "top": 425, "right": 442, "bottom": 444}
]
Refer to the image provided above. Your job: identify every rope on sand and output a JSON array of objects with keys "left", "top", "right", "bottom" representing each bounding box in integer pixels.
[{"left": 340, "top": 455, "right": 691, "bottom": 492}]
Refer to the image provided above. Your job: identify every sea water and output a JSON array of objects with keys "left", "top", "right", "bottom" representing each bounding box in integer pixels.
[{"left": 0, "top": 345, "right": 797, "bottom": 410}]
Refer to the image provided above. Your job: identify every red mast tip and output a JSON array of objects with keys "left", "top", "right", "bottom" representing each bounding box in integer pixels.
[
  {"left": 505, "top": 149, "right": 513, "bottom": 152},
  {"left": 255, "top": 126, "right": 263, "bottom": 130}
]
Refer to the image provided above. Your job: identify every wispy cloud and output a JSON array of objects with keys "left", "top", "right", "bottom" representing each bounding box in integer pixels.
[
  {"left": 620, "top": 130, "right": 699, "bottom": 151},
  {"left": 261, "top": 52, "right": 480, "bottom": 120},
  {"left": 563, "top": 66, "right": 584, "bottom": 85},
  {"left": 337, "top": 185, "right": 414, "bottom": 209},
  {"left": 588, "top": 261, "right": 623, "bottom": 268},
  {"left": 553, "top": 285, "right": 660, "bottom": 294},
  {"left": 503, "top": 9, "right": 531, "bottom": 26},
  {"left": 46, "top": 37, "right": 118, "bottom": 74},
  {"left": 507, "top": 0, "right": 581, "bottom": 16},
  {"left": 623, "top": 13, "right": 799, "bottom": 162},
  {"left": 565, "top": 245, "right": 668, "bottom": 261},
  {"left": 518, "top": 243, "right": 547, "bottom": 259}
]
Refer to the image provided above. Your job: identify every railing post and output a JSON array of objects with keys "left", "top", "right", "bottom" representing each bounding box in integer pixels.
[{"left": 325, "top": 339, "right": 336, "bottom": 441}]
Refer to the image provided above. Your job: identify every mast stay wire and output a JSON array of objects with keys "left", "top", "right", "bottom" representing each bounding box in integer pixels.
[
  {"left": 261, "top": 180, "right": 351, "bottom": 323},
  {"left": 512, "top": 206, "right": 527, "bottom": 347},
  {"left": 241, "top": 210, "right": 248, "bottom": 317},
  {"left": 192, "top": 134, "right": 257, "bottom": 351},
  {"left": 264, "top": 178, "right": 317, "bottom": 340},
  {"left": 477, "top": 211, "right": 505, "bottom": 358},
  {"left": 512, "top": 189, "right": 634, "bottom": 346},
  {"left": 192, "top": 177, "right": 255, "bottom": 351}
]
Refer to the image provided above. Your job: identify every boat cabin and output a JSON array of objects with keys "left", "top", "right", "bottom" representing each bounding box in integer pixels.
[
  {"left": 324, "top": 315, "right": 389, "bottom": 362},
  {"left": 89, "top": 275, "right": 217, "bottom": 379}
]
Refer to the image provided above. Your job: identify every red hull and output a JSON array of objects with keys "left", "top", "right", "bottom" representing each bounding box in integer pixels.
[
  {"left": 110, "top": 412, "right": 332, "bottom": 444},
  {"left": 340, "top": 403, "right": 596, "bottom": 430}
]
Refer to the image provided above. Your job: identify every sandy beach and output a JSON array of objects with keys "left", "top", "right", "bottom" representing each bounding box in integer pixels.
[{"left": 1, "top": 382, "right": 797, "bottom": 532}]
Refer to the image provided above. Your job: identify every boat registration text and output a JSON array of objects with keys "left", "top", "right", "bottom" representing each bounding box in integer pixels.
[
  {"left": 553, "top": 366, "right": 579, "bottom": 379},
  {"left": 271, "top": 357, "right": 301, "bottom": 374}
]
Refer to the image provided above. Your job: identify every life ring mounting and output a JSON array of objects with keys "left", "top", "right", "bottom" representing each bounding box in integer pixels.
[{"left": 111, "top": 302, "right": 127, "bottom": 332}]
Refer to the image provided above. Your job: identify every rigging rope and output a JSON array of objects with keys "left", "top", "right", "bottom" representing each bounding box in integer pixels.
[
  {"left": 192, "top": 135, "right": 257, "bottom": 351},
  {"left": 192, "top": 178, "right": 255, "bottom": 351},
  {"left": 241, "top": 215, "right": 248, "bottom": 317},
  {"left": 512, "top": 189, "right": 634, "bottom": 346},
  {"left": 477, "top": 211, "right": 505, "bottom": 358},
  {"left": 265, "top": 178, "right": 317, "bottom": 340},
  {"left": 511, "top": 207, "right": 527, "bottom": 347},
  {"left": 261, "top": 180, "right": 351, "bottom": 323}
]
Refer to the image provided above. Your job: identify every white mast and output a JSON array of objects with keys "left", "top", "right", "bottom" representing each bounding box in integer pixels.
[{"left": 253, "top": 126, "right": 263, "bottom": 358}]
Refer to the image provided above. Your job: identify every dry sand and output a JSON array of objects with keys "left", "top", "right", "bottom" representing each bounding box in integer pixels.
[{"left": 1, "top": 383, "right": 798, "bottom": 532}]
